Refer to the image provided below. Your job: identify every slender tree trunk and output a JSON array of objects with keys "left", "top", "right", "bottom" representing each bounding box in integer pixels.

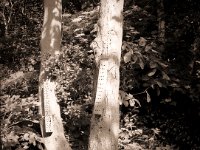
[
  {"left": 1, "top": 0, "right": 14, "bottom": 37},
  {"left": 190, "top": 27, "right": 200, "bottom": 75},
  {"left": 157, "top": 0, "right": 165, "bottom": 52},
  {"left": 89, "top": 0, "right": 124, "bottom": 150},
  {"left": 39, "top": 0, "right": 71, "bottom": 149}
]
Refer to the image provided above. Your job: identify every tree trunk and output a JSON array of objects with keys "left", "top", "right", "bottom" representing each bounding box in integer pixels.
[
  {"left": 89, "top": 0, "right": 124, "bottom": 150},
  {"left": 1, "top": 0, "right": 14, "bottom": 37},
  {"left": 157, "top": 0, "right": 165, "bottom": 52},
  {"left": 39, "top": 0, "right": 71, "bottom": 149}
]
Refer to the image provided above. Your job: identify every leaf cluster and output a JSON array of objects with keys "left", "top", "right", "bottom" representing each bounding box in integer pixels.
[
  {"left": 0, "top": 95, "right": 42, "bottom": 150},
  {"left": 121, "top": 37, "right": 169, "bottom": 101}
]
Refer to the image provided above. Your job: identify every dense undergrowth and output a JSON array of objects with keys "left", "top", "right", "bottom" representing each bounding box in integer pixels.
[{"left": 1, "top": 0, "right": 200, "bottom": 149}]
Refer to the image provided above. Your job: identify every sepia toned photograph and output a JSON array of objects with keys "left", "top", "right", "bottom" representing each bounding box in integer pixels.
[{"left": 1, "top": 0, "right": 200, "bottom": 149}]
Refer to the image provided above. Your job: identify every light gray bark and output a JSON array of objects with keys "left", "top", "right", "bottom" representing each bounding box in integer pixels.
[
  {"left": 39, "top": 0, "right": 71, "bottom": 149},
  {"left": 89, "top": 0, "right": 124, "bottom": 150}
]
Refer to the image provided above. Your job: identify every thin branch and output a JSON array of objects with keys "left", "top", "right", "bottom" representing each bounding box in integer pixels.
[{"left": 132, "top": 87, "right": 150, "bottom": 96}]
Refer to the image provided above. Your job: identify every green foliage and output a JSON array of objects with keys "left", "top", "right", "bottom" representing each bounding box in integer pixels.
[
  {"left": 0, "top": 0, "right": 41, "bottom": 73},
  {"left": 121, "top": 37, "right": 170, "bottom": 97},
  {"left": 0, "top": 95, "right": 42, "bottom": 149},
  {"left": 62, "top": 0, "right": 99, "bottom": 13},
  {"left": 119, "top": 90, "right": 141, "bottom": 107},
  {"left": 1, "top": 0, "right": 200, "bottom": 149}
]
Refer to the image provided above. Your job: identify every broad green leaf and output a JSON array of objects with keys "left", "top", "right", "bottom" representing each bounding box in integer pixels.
[
  {"left": 138, "top": 37, "right": 147, "bottom": 47},
  {"left": 165, "top": 98, "right": 172, "bottom": 102},
  {"left": 149, "top": 61, "right": 158, "bottom": 68},
  {"left": 148, "top": 69, "right": 157, "bottom": 76},
  {"left": 146, "top": 91, "right": 151, "bottom": 103},
  {"left": 156, "top": 87, "right": 160, "bottom": 96},
  {"left": 142, "top": 75, "right": 149, "bottom": 81},
  {"left": 156, "top": 60, "right": 168, "bottom": 68},
  {"left": 130, "top": 98, "right": 141, "bottom": 107},
  {"left": 119, "top": 90, "right": 126, "bottom": 100},
  {"left": 23, "top": 133, "right": 30, "bottom": 141},
  {"left": 125, "top": 93, "right": 133, "bottom": 100},
  {"left": 118, "top": 94, "right": 122, "bottom": 105},
  {"left": 129, "top": 99, "right": 135, "bottom": 107},
  {"left": 124, "top": 51, "right": 133, "bottom": 63},
  {"left": 123, "top": 100, "right": 129, "bottom": 107},
  {"left": 119, "top": 90, "right": 128, "bottom": 105},
  {"left": 121, "top": 42, "right": 127, "bottom": 50},
  {"left": 132, "top": 55, "right": 138, "bottom": 64},
  {"left": 29, "top": 133, "right": 36, "bottom": 146},
  {"left": 138, "top": 58, "right": 144, "bottom": 69},
  {"left": 162, "top": 71, "right": 170, "bottom": 80},
  {"left": 170, "top": 83, "right": 179, "bottom": 87},
  {"left": 155, "top": 80, "right": 163, "bottom": 87},
  {"left": 145, "top": 45, "right": 152, "bottom": 52}
]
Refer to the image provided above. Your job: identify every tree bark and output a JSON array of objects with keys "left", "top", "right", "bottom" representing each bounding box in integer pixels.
[
  {"left": 39, "top": 0, "right": 71, "bottom": 149},
  {"left": 157, "top": 0, "right": 165, "bottom": 52},
  {"left": 1, "top": 0, "right": 14, "bottom": 37},
  {"left": 89, "top": 0, "right": 124, "bottom": 150}
]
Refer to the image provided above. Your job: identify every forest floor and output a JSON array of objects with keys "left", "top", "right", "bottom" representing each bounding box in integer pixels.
[{"left": 1, "top": 4, "right": 200, "bottom": 150}]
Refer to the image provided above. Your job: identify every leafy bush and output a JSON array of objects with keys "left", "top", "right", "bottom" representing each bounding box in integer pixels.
[{"left": 0, "top": 95, "right": 43, "bottom": 150}]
